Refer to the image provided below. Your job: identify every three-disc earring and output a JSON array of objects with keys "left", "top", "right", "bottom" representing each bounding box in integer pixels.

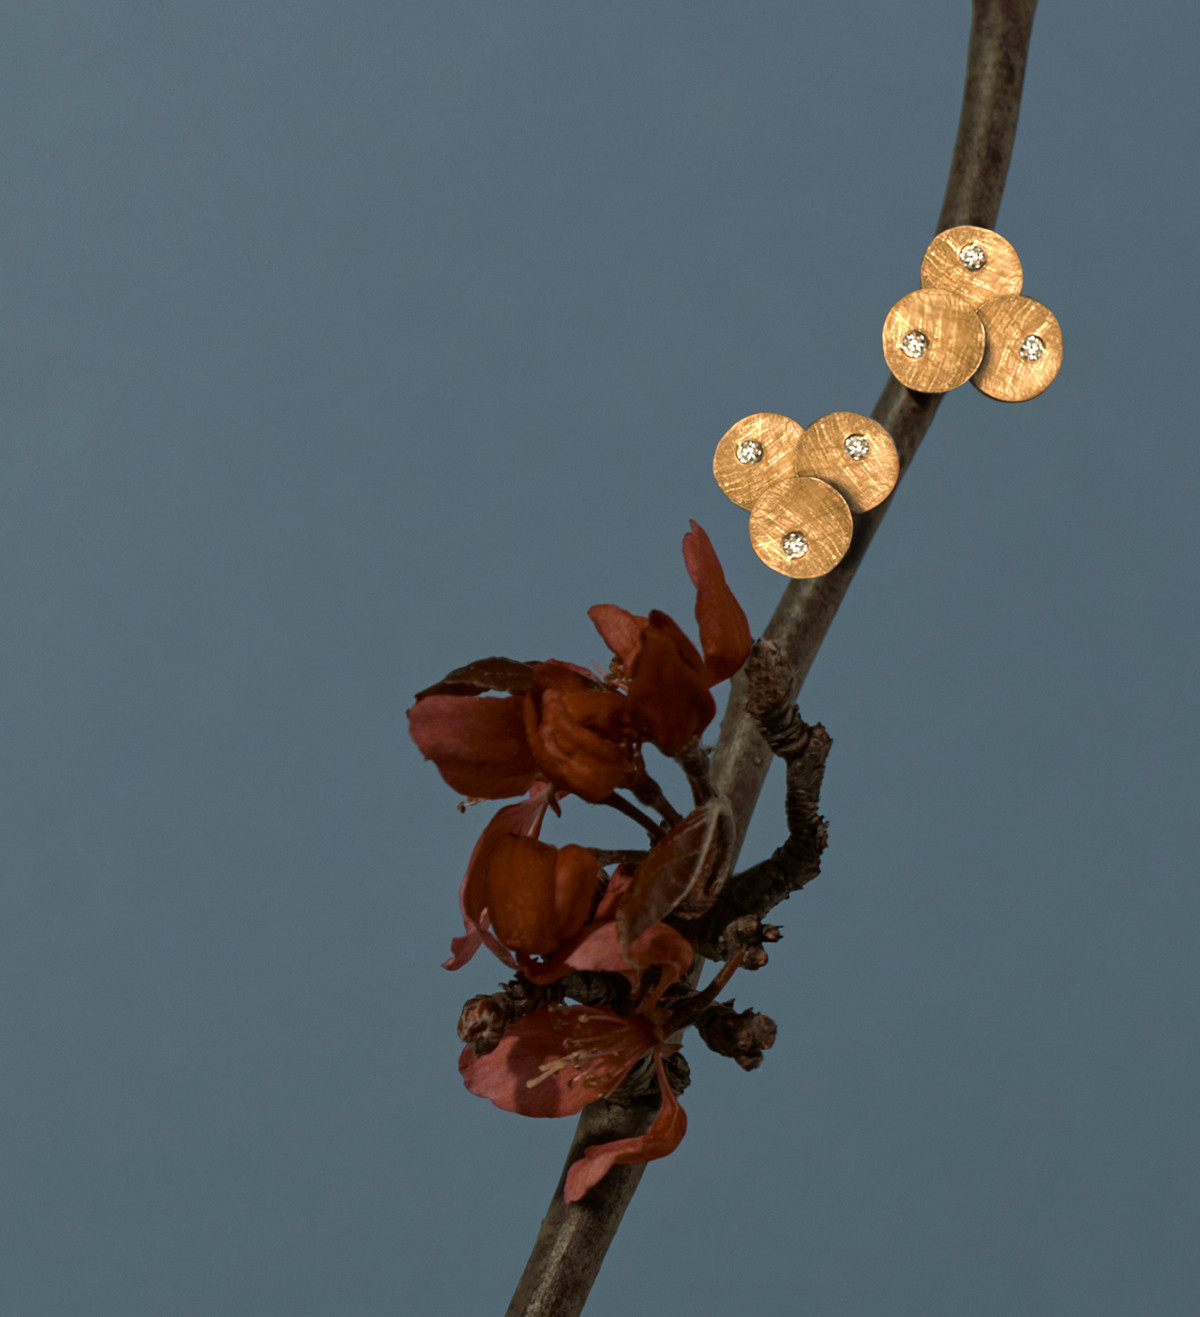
[
  {"left": 883, "top": 225, "right": 1063, "bottom": 400},
  {"left": 713, "top": 412, "right": 899, "bottom": 579}
]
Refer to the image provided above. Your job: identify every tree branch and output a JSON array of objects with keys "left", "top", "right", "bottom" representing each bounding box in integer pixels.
[{"left": 504, "top": 4, "right": 1039, "bottom": 1312}]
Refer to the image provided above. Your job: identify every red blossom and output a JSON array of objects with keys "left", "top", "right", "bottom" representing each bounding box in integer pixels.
[
  {"left": 563, "top": 1049, "right": 686, "bottom": 1202},
  {"left": 588, "top": 522, "right": 751, "bottom": 755},
  {"left": 458, "top": 1004, "right": 685, "bottom": 1202},
  {"left": 409, "top": 523, "right": 751, "bottom": 804},
  {"left": 418, "top": 525, "right": 755, "bottom": 1196},
  {"left": 480, "top": 835, "right": 599, "bottom": 957},
  {"left": 681, "top": 518, "right": 753, "bottom": 684},
  {"left": 522, "top": 662, "right": 638, "bottom": 802},
  {"left": 407, "top": 692, "right": 537, "bottom": 800},
  {"left": 443, "top": 787, "right": 555, "bottom": 971},
  {"left": 517, "top": 900, "right": 695, "bottom": 1009}
]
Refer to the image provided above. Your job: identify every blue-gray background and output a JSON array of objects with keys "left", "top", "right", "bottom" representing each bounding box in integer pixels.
[{"left": 3, "top": 3, "right": 1197, "bottom": 1314}]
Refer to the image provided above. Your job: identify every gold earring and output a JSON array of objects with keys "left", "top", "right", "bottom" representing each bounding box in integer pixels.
[{"left": 971, "top": 295, "right": 1064, "bottom": 401}]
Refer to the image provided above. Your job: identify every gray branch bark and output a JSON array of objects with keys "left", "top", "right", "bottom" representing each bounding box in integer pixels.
[{"left": 504, "top": 4, "right": 1039, "bottom": 1313}]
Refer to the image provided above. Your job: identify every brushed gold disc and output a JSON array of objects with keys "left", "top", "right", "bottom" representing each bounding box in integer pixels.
[
  {"left": 713, "top": 413, "right": 805, "bottom": 510},
  {"left": 882, "top": 288, "right": 986, "bottom": 393},
  {"left": 920, "top": 225, "right": 1023, "bottom": 306},
  {"left": 972, "top": 295, "right": 1063, "bottom": 402},
  {"left": 748, "top": 476, "right": 852, "bottom": 579},
  {"left": 792, "top": 412, "right": 899, "bottom": 513}
]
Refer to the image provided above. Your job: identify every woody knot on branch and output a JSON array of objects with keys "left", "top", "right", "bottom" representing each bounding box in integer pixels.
[
  {"left": 695, "top": 999, "right": 778, "bottom": 1071},
  {"left": 675, "top": 638, "right": 832, "bottom": 961}
]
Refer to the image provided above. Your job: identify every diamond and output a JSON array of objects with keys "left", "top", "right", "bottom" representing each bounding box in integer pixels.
[
  {"left": 735, "top": 438, "right": 764, "bottom": 464},
  {"left": 844, "top": 434, "right": 871, "bottom": 462},
  {"left": 781, "top": 531, "right": 808, "bottom": 559},
  {"left": 900, "top": 330, "right": 929, "bottom": 359},
  {"left": 959, "top": 242, "right": 987, "bottom": 271},
  {"left": 1019, "top": 334, "right": 1046, "bottom": 362}
]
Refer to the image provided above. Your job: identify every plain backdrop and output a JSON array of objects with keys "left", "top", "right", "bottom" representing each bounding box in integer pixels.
[{"left": 3, "top": 3, "right": 1198, "bottom": 1314}]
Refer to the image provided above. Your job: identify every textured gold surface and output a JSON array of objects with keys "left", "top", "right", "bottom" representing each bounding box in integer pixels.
[
  {"left": 748, "top": 476, "right": 852, "bottom": 579},
  {"left": 972, "top": 294, "right": 1063, "bottom": 401},
  {"left": 882, "top": 287, "right": 986, "bottom": 393},
  {"left": 792, "top": 412, "right": 899, "bottom": 514},
  {"left": 920, "top": 224, "right": 1023, "bottom": 305},
  {"left": 712, "top": 413, "right": 805, "bottom": 510}
]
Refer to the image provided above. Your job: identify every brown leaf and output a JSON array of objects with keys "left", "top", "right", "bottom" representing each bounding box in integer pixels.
[
  {"left": 616, "top": 797, "right": 735, "bottom": 955},
  {"left": 414, "top": 657, "right": 535, "bottom": 700}
]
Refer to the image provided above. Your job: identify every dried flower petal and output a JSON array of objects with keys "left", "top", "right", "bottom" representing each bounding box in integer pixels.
[
  {"left": 459, "top": 1006, "right": 655, "bottom": 1119},
  {"left": 682, "top": 521, "right": 753, "bottom": 684},
  {"left": 563, "top": 1051, "right": 687, "bottom": 1202}
]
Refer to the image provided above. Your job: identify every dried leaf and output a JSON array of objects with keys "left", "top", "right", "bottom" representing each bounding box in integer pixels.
[{"left": 616, "top": 797, "right": 735, "bottom": 954}]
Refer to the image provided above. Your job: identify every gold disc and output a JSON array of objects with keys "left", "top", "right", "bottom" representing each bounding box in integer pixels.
[
  {"left": 971, "top": 295, "right": 1063, "bottom": 402},
  {"left": 792, "top": 412, "right": 899, "bottom": 513},
  {"left": 920, "top": 225, "right": 1023, "bottom": 306},
  {"left": 748, "top": 476, "right": 852, "bottom": 579},
  {"left": 713, "top": 413, "right": 805, "bottom": 510},
  {"left": 882, "top": 288, "right": 986, "bottom": 393}
]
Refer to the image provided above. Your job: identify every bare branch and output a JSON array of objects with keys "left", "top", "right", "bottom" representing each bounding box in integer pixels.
[{"left": 505, "top": 4, "right": 1039, "bottom": 1312}]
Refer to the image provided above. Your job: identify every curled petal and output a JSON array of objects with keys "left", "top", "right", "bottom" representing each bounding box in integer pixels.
[
  {"left": 587, "top": 604, "right": 648, "bottom": 672},
  {"left": 414, "top": 657, "right": 535, "bottom": 699},
  {"left": 563, "top": 1051, "right": 687, "bottom": 1202},
  {"left": 518, "top": 917, "right": 692, "bottom": 1007},
  {"left": 481, "top": 837, "right": 599, "bottom": 957},
  {"left": 459, "top": 1005, "right": 655, "bottom": 1118},
  {"left": 444, "top": 789, "right": 552, "bottom": 971},
  {"left": 524, "top": 663, "right": 637, "bottom": 802},
  {"left": 408, "top": 693, "right": 537, "bottom": 800},
  {"left": 627, "top": 923, "right": 695, "bottom": 1006},
  {"left": 682, "top": 521, "right": 752, "bottom": 684},
  {"left": 627, "top": 612, "right": 715, "bottom": 755}
]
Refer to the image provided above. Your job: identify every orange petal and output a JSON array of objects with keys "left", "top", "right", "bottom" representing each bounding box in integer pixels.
[
  {"left": 682, "top": 521, "right": 752, "bottom": 684},
  {"left": 563, "top": 1050, "right": 687, "bottom": 1201},
  {"left": 525, "top": 665, "right": 637, "bottom": 802},
  {"left": 460, "top": 1006, "right": 654, "bottom": 1119},
  {"left": 627, "top": 614, "right": 714, "bottom": 755},
  {"left": 587, "top": 604, "right": 647, "bottom": 671},
  {"left": 482, "top": 837, "right": 598, "bottom": 957},
  {"left": 443, "top": 791, "right": 551, "bottom": 971},
  {"left": 408, "top": 693, "right": 537, "bottom": 799}
]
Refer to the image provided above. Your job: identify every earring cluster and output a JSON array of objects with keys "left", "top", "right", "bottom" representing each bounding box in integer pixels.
[
  {"left": 883, "top": 225, "right": 1063, "bottom": 402},
  {"left": 713, "top": 411, "right": 899, "bottom": 578},
  {"left": 713, "top": 227, "right": 1062, "bottom": 578}
]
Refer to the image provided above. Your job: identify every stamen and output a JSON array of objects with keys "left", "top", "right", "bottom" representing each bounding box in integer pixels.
[{"left": 525, "top": 1058, "right": 569, "bottom": 1089}]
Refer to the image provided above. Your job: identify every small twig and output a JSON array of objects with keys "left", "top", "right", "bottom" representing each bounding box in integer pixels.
[
  {"left": 675, "top": 738, "right": 718, "bottom": 807},
  {"left": 590, "top": 847, "right": 649, "bottom": 867},
  {"left": 677, "top": 641, "right": 831, "bottom": 960},
  {"left": 598, "top": 791, "right": 666, "bottom": 841},
  {"left": 630, "top": 772, "right": 685, "bottom": 828}
]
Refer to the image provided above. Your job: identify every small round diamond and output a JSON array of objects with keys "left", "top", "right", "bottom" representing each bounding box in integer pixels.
[
  {"left": 958, "top": 242, "right": 987, "bottom": 271},
  {"left": 735, "top": 438, "right": 764, "bottom": 464},
  {"left": 844, "top": 434, "right": 871, "bottom": 462},
  {"left": 1019, "top": 334, "right": 1046, "bottom": 362},
  {"left": 781, "top": 531, "right": 808, "bottom": 560},
  {"left": 900, "top": 330, "right": 929, "bottom": 359}
]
